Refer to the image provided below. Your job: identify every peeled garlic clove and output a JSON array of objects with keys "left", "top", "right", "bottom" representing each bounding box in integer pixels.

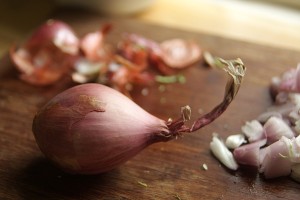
[
  {"left": 225, "top": 134, "right": 246, "bottom": 149},
  {"left": 210, "top": 134, "right": 238, "bottom": 170}
]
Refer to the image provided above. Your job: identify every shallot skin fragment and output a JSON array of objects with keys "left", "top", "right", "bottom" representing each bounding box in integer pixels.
[{"left": 10, "top": 20, "right": 79, "bottom": 86}]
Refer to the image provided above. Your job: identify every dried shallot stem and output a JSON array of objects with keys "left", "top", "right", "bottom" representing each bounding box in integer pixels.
[{"left": 168, "top": 57, "right": 246, "bottom": 135}]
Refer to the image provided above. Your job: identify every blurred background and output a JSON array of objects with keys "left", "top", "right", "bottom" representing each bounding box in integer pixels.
[{"left": 1, "top": 0, "right": 300, "bottom": 56}]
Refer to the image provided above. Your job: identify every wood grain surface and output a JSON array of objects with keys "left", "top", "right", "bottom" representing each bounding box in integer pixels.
[{"left": 1, "top": 9, "right": 300, "bottom": 200}]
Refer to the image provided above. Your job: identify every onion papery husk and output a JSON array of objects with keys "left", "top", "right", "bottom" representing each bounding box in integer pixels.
[{"left": 10, "top": 20, "right": 79, "bottom": 86}]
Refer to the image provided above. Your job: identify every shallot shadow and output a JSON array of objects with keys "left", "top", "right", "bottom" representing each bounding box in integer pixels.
[
  {"left": 237, "top": 165, "right": 259, "bottom": 179},
  {"left": 13, "top": 157, "right": 121, "bottom": 200},
  {"left": 0, "top": 53, "right": 19, "bottom": 79},
  {"left": 209, "top": 151, "right": 259, "bottom": 185}
]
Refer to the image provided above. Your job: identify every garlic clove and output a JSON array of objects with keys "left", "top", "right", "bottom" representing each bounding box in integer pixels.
[
  {"left": 210, "top": 134, "right": 238, "bottom": 170},
  {"left": 225, "top": 134, "right": 246, "bottom": 149}
]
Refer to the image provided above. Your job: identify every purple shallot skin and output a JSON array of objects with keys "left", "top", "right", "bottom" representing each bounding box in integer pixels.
[{"left": 33, "top": 84, "right": 169, "bottom": 174}]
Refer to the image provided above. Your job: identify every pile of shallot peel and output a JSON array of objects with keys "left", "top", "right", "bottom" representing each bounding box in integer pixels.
[
  {"left": 10, "top": 19, "right": 203, "bottom": 95},
  {"left": 210, "top": 64, "right": 300, "bottom": 183},
  {"left": 32, "top": 56, "right": 245, "bottom": 174}
]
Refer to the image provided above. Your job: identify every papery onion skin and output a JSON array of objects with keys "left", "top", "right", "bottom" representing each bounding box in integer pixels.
[
  {"left": 32, "top": 83, "right": 170, "bottom": 174},
  {"left": 160, "top": 39, "right": 202, "bottom": 69},
  {"left": 10, "top": 19, "right": 79, "bottom": 86},
  {"left": 80, "top": 24, "right": 112, "bottom": 61},
  {"left": 26, "top": 19, "right": 79, "bottom": 55}
]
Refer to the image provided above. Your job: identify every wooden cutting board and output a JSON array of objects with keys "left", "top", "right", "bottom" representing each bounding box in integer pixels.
[{"left": 1, "top": 9, "right": 300, "bottom": 200}]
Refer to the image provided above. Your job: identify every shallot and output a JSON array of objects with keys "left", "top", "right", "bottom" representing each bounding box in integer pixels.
[
  {"left": 211, "top": 63, "right": 300, "bottom": 182},
  {"left": 233, "top": 139, "right": 266, "bottom": 167},
  {"left": 264, "top": 116, "right": 295, "bottom": 144},
  {"left": 32, "top": 58, "right": 245, "bottom": 174}
]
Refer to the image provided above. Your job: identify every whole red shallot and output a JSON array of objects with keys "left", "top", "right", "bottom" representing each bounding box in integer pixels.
[{"left": 32, "top": 58, "right": 245, "bottom": 174}]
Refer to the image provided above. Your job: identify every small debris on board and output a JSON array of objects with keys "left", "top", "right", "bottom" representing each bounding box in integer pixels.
[
  {"left": 141, "top": 88, "right": 149, "bottom": 96},
  {"left": 202, "top": 163, "right": 208, "bottom": 171},
  {"left": 173, "top": 193, "right": 182, "bottom": 200},
  {"left": 137, "top": 181, "right": 148, "bottom": 187},
  {"left": 158, "top": 84, "right": 166, "bottom": 92},
  {"left": 160, "top": 97, "right": 167, "bottom": 104}
]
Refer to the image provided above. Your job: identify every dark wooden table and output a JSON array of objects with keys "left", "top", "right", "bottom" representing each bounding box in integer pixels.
[{"left": 1, "top": 9, "right": 300, "bottom": 200}]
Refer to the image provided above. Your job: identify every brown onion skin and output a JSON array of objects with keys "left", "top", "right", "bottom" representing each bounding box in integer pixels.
[{"left": 32, "top": 83, "right": 169, "bottom": 174}]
